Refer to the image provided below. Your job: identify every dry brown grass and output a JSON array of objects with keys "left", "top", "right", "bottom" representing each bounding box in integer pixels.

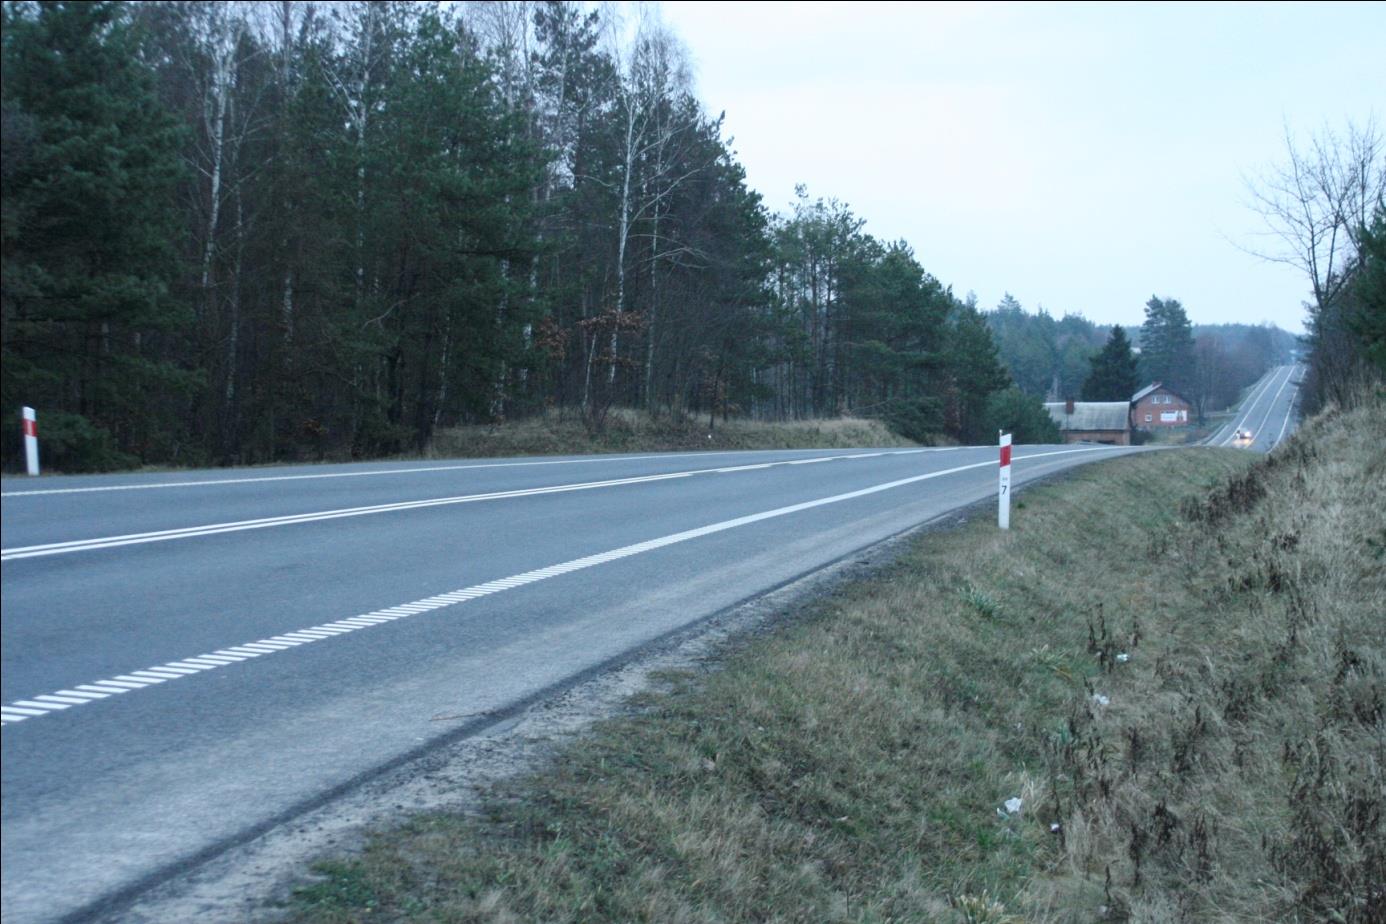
[
  {"left": 1038, "top": 396, "right": 1386, "bottom": 922},
  {"left": 427, "top": 410, "right": 919, "bottom": 458},
  {"left": 290, "top": 394, "right": 1383, "bottom": 924}
]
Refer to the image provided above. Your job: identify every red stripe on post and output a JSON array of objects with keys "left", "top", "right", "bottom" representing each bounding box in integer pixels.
[
  {"left": 999, "top": 444, "right": 1011, "bottom": 467},
  {"left": 23, "top": 419, "right": 37, "bottom": 438}
]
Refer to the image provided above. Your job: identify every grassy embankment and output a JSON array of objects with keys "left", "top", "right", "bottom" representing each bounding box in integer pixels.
[
  {"left": 426, "top": 411, "right": 918, "bottom": 458},
  {"left": 294, "top": 396, "right": 1383, "bottom": 923}
]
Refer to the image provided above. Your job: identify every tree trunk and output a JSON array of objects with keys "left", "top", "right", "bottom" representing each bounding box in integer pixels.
[
  {"left": 609, "top": 101, "right": 636, "bottom": 386},
  {"left": 644, "top": 188, "right": 660, "bottom": 409},
  {"left": 223, "top": 179, "right": 244, "bottom": 459},
  {"left": 199, "top": 42, "right": 232, "bottom": 319}
]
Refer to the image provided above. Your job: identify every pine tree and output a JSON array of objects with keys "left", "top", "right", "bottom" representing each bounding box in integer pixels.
[
  {"left": 983, "top": 386, "right": 1060, "bottom": 443},
  {"left": 1139, "top": 296, "right": 1195, "bottom": 396},
  {"left": 946, "top": 302, "right": 1010, "bottom": 443},
  {"left": 1082, "top": 325, "right": 1140, "bottom": 400},
  {"left": 1347, "top": 212, "right": 1385, "bottom": 375},
  {"left": 1, "top": 0, "right": 190, "bottom": 470}
]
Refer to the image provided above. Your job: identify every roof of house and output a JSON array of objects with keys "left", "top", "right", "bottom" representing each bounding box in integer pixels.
[
  {"left": 1043, "top": 401, "right": 1131, "bottom": 432},
  {"left": 1131, "top": 382, "right": 1189, "bottom": 404}
]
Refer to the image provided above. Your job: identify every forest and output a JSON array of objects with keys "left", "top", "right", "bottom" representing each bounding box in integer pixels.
[{"left": 1, "top": 1, "right": 1294, "bottom": 471}]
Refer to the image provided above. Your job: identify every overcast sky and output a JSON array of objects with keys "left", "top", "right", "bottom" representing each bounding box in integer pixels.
[{"left": 654, "top": 1, "right": 1385, "bottom": 335}]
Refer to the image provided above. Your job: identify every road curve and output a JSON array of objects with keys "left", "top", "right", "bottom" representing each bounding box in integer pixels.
[{"left": 0, "top": 431, "right": 1249, "bottom": 922}]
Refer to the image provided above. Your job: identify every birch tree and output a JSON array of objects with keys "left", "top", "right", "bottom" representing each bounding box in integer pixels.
[
  {"left": 598, "top": 8, "right": 699, "bottom": 393},
  {"left": 322, "top": 1, "right": 399, "bottom": 298}
]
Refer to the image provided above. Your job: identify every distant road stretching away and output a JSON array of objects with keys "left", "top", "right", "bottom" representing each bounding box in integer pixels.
[
  {"left": 1206, "top": 363, "right": 1303, "bottom": 451},
  {"left": 1, "top": 373, "right": 1300, "bottom": 923}
]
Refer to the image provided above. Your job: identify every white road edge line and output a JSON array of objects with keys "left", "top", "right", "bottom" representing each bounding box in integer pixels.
[
  {"left": 1252, "top": 365, "right": 1296, "bottom": 449},
  {"left": 0, "top": 445, "right": 1124, "bottom": 728},
  {"left": 1272, "top": 366, "right": 1301, "bottom": 449},
  {"left": 1252, "top": 365, "right": 1291, "bottom": 443},
  {"left": 0, "top": 451, "right": 934, "bottom": 561}
]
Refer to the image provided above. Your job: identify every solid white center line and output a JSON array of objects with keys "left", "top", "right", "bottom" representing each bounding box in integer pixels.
[
  {"left": 0, "top": 450, "right": 932, "bottom": 561},
  {"left": 0, "top": 447, "right": 941, "bottom": 497},
  {"left": 0, "top": 450, "right": 804, "bottom": 497},
  {"left": 0, "top": 446, "right": 1121, "bottom": 728},
  {"left": 1221, "top": 365, "right": 1287, "bottom": 446}
]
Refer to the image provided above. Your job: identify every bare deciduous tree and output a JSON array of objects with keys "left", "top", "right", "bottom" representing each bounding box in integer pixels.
[
  {"left": 1244, "top": 119, "right": 1385, "bottom": 312},
  {"left": 1245, "top": 118, "right": 1385, "bottom": 407}
]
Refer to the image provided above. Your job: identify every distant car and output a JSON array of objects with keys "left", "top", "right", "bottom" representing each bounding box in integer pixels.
[{"left": 1235, "top": 428, "right": 1253, "bottom": 442}]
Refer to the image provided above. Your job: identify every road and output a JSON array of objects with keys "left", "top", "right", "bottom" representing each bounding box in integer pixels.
[
  {"left": 0, "top": 391, "right": 1296, "bottom": 922},
  {"left": 1205, "top": 363, "right": 1304, "bottom": 451}
]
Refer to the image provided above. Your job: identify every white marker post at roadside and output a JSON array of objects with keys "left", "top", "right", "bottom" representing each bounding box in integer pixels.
[
  {"left": 998, "top": 430, "right": 1012, "bottom": 530},
  {"left": 22, "top": 406, "right": 39, "bottom": 476}
]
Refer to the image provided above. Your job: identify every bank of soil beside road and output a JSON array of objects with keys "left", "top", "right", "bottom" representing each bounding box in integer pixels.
[
  {"left": 282, "top": 393, "right": 1382, "bottom": 924},
  {"left": 426, "top": 412, "right": 919, "bottom": 459}
]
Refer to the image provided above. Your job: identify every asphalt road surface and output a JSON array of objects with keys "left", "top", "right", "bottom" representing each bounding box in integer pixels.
[
  {"left": 0, "top": 396, "right": 1296, "bottom": 922},
  {"left": 1206, "top": 363, "right": 1304, "bottom": 451}
]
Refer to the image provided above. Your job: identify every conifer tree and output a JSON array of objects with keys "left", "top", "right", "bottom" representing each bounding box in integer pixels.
[
  {"left": 1139, "top": 296, "right": 1196, "bottom": 396},
  {"left": 946, "top": 302, "right": 1010, "bottom": 443},
  {"left": 1082, "top": 325, "right": 1140, "bottom": 400},
  {"left": 1, "top": 0, "right": 189, "bottom": 469}
]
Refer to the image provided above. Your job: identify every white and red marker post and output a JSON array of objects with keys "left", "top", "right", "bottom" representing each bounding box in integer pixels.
[
  {"left": 22, "top": 406, "right": 39, "bottom": 476},
  {"left": 998, "top": 430, "right": 1012, "bottom": 530}
]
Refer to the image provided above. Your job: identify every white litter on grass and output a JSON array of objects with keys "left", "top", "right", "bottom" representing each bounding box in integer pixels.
[
  {"left": 1003, "top": 797, "right": 1023, "bottom": 814},
  {"left": 1050, "top": 823, "right": 1062, "bottom": 833},
  {"left": 1092, "top": 693, "right": 1110, "bottom": 706},
  {"left": 1116, "top": 653, "right": 1130, "bottom": 663}
]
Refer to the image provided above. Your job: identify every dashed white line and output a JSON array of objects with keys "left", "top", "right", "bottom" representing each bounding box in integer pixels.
[
  {"left": 34, "top": 694, "right": 94, "bottom": 705},
  {"left": 14, "top": 699, "right": 71, "bottom": 711},
  {"left": 0, "top": 445, "right": 1121, "bottom": 728}
]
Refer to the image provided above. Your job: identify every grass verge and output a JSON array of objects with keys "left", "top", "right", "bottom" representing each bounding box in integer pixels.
[
  {"left": 427, "top": 411, "right": 918, "bottom": 458},
  {"left": 6, "top": 414, "right": 914, "bottom": 477},
  {"left": 291, "top": 396, "right": 1383, "bottom": 923}
]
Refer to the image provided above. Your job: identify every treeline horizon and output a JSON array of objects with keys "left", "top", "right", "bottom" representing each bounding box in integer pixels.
[{"left": 2, "top": 1, "right": 1291, "bottom": 472}]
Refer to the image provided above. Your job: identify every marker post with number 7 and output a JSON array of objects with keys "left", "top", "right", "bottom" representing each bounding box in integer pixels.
[{"left": 998, "top": 431, "right": 1012, "bottom": 529}]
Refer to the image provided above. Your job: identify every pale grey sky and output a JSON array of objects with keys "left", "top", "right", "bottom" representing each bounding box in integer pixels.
[{"left": 657, "top": 1, "right": 1385, "bottom": 335}]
